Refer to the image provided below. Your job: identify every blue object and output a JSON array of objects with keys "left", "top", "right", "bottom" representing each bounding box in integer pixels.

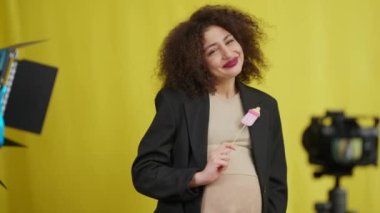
[
  {"left": 0, "top": 49, "right": 10, "bottom": 76},
  {"left": 0, "top": 116, "right": 4, "bottom": 147},
  {"left": 0, "top": 86, "right": 6, "bottom": 147}
]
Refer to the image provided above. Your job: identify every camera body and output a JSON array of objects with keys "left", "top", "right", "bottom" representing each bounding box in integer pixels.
[{"left": 303, "top": 111, "right": 378, "bottom": 176}]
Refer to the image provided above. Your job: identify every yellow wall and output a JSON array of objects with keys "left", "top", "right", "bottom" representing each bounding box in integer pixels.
[{"left": 0, "top": 0, "right": 379, "bottom": 212}]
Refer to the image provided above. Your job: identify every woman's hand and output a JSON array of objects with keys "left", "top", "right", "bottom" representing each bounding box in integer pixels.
[{"left": 189, "top": 143, "right": 235, "bottom": 187}]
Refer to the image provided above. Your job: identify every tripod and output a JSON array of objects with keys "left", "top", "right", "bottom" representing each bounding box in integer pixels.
[{"left": 315, "top": 175, "right": 356, "bottom": 213}]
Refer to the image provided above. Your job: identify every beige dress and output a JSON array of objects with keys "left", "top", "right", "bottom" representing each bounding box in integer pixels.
[{"left": 201, "top": 93, "right": 262, "bottom": 213}]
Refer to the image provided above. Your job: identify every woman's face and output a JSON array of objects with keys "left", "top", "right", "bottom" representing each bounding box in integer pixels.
[{"left": 203, "top": 25, "right": 244, "bottom": 83}]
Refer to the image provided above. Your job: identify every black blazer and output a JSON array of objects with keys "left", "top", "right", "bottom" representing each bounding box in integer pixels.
[{"left": 132, "top": 82, "right": 287, "bottom": 213}]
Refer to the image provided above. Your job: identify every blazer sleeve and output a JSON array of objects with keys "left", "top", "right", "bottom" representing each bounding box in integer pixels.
[
  {"left": 267, "top": 100, "right": 288, "bottom": 212},
  {"left": 132, "top": 90, "right": 200, "bottom": 202}
]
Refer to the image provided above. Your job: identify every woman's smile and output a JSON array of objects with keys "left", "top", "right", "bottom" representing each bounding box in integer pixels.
[{"left": 223, "top": 57, "right": 239, "bottom": 68}]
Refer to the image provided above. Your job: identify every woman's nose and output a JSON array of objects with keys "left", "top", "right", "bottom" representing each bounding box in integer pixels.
[{"left": 220, "top": 45, "right": 233, "bottom": 59}]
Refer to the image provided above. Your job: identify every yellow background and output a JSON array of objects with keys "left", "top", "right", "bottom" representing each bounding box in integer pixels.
[{"left": 1, "top": 0, "right": 379, "bottom": 212}]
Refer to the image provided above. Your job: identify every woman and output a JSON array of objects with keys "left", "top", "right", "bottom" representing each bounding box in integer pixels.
[{"left": 132, "top": 5, "right": 287, "bottom": 213}]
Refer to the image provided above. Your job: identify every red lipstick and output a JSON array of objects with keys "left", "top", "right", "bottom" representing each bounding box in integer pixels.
[{"left": 223, "top": 57, "right": 238, "bottom": 68}]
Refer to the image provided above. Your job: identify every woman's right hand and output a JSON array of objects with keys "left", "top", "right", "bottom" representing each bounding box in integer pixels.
[{"left": 189, "top": 143, "right": 235, "bottom": 187}]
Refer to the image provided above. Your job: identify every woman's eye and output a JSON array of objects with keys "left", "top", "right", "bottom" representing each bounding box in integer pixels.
[
  {"left": 207, "top": 49, "right": 217, "bottom": 56},
  {"left": 226, "top": 39, "right": 234, "bottom": 45}
]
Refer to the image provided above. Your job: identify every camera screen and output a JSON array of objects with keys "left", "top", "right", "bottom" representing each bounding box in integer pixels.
[{"left": 331, "top": 137, "right": 363, "bottom": 164}]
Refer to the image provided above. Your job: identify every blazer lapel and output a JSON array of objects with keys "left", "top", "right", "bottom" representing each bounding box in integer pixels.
[
  {"left": 237, "top": 82, "right": 268, "bottom": 184},
  {"left": 184, "top": 94, "right": 209, "bottom": 168}
]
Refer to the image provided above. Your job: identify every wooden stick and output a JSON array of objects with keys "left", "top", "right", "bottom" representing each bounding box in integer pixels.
[{"left": 232, "top": 125, "right": 246, "bottom": 144}]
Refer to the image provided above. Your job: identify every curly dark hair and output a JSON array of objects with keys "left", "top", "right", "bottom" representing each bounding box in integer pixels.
[{"left": 159, "top": 5, "right": 266, "bottom": 96}]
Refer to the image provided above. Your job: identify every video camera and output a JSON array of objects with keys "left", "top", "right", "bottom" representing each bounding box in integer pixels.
[{"left": 302, "top": 111, "right": 378, "bottom": 177}]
